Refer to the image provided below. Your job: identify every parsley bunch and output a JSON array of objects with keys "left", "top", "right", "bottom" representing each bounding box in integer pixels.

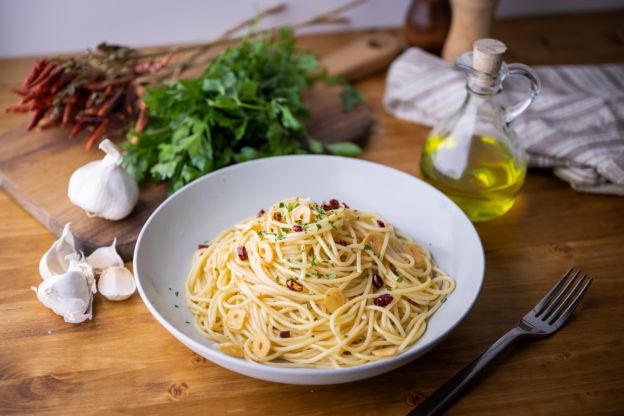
[{"left": 123, "top": 28, "right": 363, "bottom": 193}]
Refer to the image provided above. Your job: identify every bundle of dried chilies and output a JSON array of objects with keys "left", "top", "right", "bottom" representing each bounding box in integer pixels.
[
  {"left": 6, "top": 44, "right": 170, "bottom": 149},
  {"left": 5, "top": 0, "right": 364, "bottom": 150}
]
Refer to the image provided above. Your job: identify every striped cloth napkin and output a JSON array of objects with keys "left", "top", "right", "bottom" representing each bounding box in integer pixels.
[{"left": 383, "top": 48, "right": 624, "bottom": 196}]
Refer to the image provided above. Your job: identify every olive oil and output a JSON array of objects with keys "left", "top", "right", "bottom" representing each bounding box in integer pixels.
[
  {"left": 419, "top": 39, "right": 539, "bottom": 222},
  {"left": 421, "top": 134, "right": 526, "bottom": 222}
]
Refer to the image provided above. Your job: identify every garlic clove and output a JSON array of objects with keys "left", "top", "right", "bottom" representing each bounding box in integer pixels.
[
  {"left": 67, "top": 258, "right": 97, "bottom": 294},
  {"left": 98, "top": 266, "right": 136, "bottom": 301},
  {"left": 36, "top": 269, "right": 94, "bottom": 324},
  {"left": 67, "top": 138, "right": 139, "bottom": 221},
  {"left": 86, "top": 238, "right": 123, "bottom": 274},
  {"left": 39, "top": 223, "right": 79, "bottom": 280}
]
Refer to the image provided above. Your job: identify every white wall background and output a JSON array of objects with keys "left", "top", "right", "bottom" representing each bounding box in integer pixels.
[{"left": 1, "top": 0, "right": 623, "bottom": 58}]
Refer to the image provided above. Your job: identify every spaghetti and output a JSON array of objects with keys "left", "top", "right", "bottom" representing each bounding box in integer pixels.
[{"left": 185, "top": 197, "right": 454, "bottom": 368}]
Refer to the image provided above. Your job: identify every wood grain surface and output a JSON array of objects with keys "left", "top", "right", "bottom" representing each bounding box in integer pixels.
[{"left": 1, "top": 11, "right": 624, "bottom": 416}]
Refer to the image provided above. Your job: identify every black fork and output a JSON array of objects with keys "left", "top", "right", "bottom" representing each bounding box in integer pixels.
[{"left": 408, "top": 268, "right": 593, "bottom": 416}]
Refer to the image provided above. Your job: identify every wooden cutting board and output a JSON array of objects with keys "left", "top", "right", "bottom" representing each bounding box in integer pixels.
[{"left": 0, "top": 32, "right": 402, "bottom": 260}]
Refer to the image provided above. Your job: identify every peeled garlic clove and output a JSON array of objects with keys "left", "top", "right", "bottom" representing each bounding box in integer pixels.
[
  {"left": 252, "top": 332, "right": 271, "bottom": 357},
  {"left": 372, "top": 346, "right": 398, "bottom": 357},
  {"left": 36, "top": 269, "right": 93, "bottom": 324},
  {"left": 67, "top": 139, "right": 139, "bottom": 221},
  {"left": 39, "top": 223, "right": 79, "bottom": 280},
  {"left": 324, "top": 288, "right": 346, "bottom": 313},
  {"left": 257, "top": 241, "right": 274, "bottom": 263},
  {"left": 86, "top": 238, "right": 123, "bottom": 274},
  {"left": 98, "top": 266, "right": 136, "bottom": 301},
  {"left": 292, "top": 205, "right": 312, "bottom": 223},
  {"left": 362, "top": 232, "right": 384, "bottom": 256},
  {"left": 67, "top": 258, "right": 97, "bottom": 294}
]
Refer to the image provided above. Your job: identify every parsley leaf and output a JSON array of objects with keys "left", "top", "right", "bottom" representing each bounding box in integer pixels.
[
  {"left": 123, "top": 28, "right": 364, "bottom": 193},
  {"left": 340, "top": 84, "right": 364, "bottom": 112}
]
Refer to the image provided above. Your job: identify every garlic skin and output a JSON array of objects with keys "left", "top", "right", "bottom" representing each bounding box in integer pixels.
[
  {"left": 36, "top": 262, "right": 95, "bottom": 324},
  {"left": 67, "top": 139, "right": 139, "bottom": 220},
  {"left": 86, "top": 238, "right": 124, "bottom": 273},
  {"left": 39, "top": 223, "right": 80, "bottom": 280},
  {"left": 36, "top": 223, "right": 97, "bottom": 323},
  {"left": 98, "top": 266, "right": 136, "bottom": 301}
]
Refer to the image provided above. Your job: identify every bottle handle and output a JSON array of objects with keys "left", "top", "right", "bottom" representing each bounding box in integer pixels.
[{"left": 503, "top": 63, "right": 541, "bottom": 124}]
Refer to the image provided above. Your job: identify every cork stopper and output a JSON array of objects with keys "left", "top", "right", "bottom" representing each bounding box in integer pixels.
[
  {"left": 471, "top": 39, "right": 506, "bottom": 88},
  {"left": 473, "top": 38, "right": 506, "bottom": 74}
]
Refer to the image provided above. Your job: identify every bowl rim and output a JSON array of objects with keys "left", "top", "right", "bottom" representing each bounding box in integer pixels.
[{"left": 134, "top": 154, "right": 485, "bottom": 377}]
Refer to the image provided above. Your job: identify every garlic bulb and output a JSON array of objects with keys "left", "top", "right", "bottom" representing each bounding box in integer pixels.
[
  {"left": 98, "top": 266, "right": 136, "bottom": 301},
  {"left": 68, "top": 139, "right": 139, "bottom": 220},
  {"left": 36, "top": 261, "right": 96, "bottom": 324},
  {"left": 39, "top": 223, "right": 80, "bottom": 280},
  {"left": 86, "top": 238, "right": 123, "bottom": 273}
]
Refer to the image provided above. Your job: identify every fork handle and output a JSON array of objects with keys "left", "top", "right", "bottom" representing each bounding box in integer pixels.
[{"left": 407, "top": 326, "right": 527, "bottom": 416}]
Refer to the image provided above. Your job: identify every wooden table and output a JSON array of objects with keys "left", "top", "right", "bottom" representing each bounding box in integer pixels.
[{"left": 1, "top": 11, "right": 623, "bottom": 416}]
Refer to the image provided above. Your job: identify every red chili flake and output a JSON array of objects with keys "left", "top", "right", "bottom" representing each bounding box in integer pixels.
[
  {"left": 257, "top": 209, "right": 265, "bottom": 218},
  {"left": 279, "top": 330, "right": 291, "bottom": 338},
  {"left": 329, "top": 199, "right": 340, "bottom": 209},
  {"left": 374, "top": 294, "right": 393, "bottom": 307},
  {"left": 286, "top": 279, "right": 303, "bottom": 292},
  {"left": 197, "top": 243, "right": 210, "bottom": 249},
  {"left": 377, "top": 220, "right": 385, "bottom": 228},
  {"left": 273, "top": 212, "right": 282, "bottom": 221},
  {"left": 372, "top": 273, "right": 384, "bottom": 289},
  {"left": 292, "top": 225, "right": 303, "bottom": 232},
  {"left": 336, "top": 240, "right": 348, "bottom": 246},
  {"left": 236, "top": 246, "right": 248, "bottom": 261},
  {"left": 321, "top": 203, "right": 333, "bottom": 211}
]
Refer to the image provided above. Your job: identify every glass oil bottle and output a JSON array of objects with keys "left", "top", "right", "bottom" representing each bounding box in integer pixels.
[{"left": 420, "top": 39, "right": 540, "bottom": 222}]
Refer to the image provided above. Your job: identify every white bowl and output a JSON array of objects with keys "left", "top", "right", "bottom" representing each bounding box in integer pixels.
[{"left": 134, "top": 155, "right": 484, "bottom": 385}]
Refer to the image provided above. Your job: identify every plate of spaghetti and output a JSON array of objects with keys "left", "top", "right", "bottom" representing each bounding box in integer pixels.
[{"left": 134, "top": 155, "right": 484, "bottom": 384}]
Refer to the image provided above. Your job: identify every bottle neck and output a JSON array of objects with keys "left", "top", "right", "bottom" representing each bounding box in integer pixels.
[{"left": 466, "top": 74, "right": 502, "bottom": 96}]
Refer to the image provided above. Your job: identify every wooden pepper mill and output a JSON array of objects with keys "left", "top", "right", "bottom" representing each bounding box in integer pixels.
[{"left": 442, "top": 0, "right": 499, "bottom": 62}]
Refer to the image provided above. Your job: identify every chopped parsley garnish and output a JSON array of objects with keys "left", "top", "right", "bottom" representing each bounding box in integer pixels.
[
  {"left": 275, "top": 276, "right": 280, "bottom": 283},
  {"left": 279, "top": 202, "right": 284, "bottom": 208},
  {"left": 281, "top": 227, "right": 290, "bottom": 233},
  {"left": 295, "top": 220, "right": 303, "bottom": 225},
  {"left": 316, "top": 223, "right": 322, "bottom": 230},
  {"left": 314, "top": 271, "right": 322, "bottom": 279},
  {"left": 175, "top": 291, "right": 179, "bottom": 296},
  {"left": 363, "top": 244, "right": 371, "bottom": 251},
  {"left": 327, "top": 273, "right": 337, "bottom": 279},
  {"left": 397, "top": 276, "right": 404, "bottom": 283},
  {"left": 286, "top": 203, "right": 293, "bottom": 212},
  {"left": 277, "top": 234, "right": 285, "bottom": 241},
  {"left": 328, "top": 220, "right": 335, "bottom": 228},
  {"left": 174, "top": 304, "right": 179, "bottom": 308}
]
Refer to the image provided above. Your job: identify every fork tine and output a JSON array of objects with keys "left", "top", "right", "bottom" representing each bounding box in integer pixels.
[
  {"left": 534, "top": 267, "right": 575, "bottom": 317},
  {"left": 551, "top": 277, "right": 593, "bottom": 326},
  {"left": 540, "top": 270, "right": 581, "bottom": 319},
  {"left": 545, "top": 273, "right": 586, "bottom": 322}
]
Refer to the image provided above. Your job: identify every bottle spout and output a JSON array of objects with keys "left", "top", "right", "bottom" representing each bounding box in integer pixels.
[{"left": 454, "top": 39, "right": 509, "bottom": 94}]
